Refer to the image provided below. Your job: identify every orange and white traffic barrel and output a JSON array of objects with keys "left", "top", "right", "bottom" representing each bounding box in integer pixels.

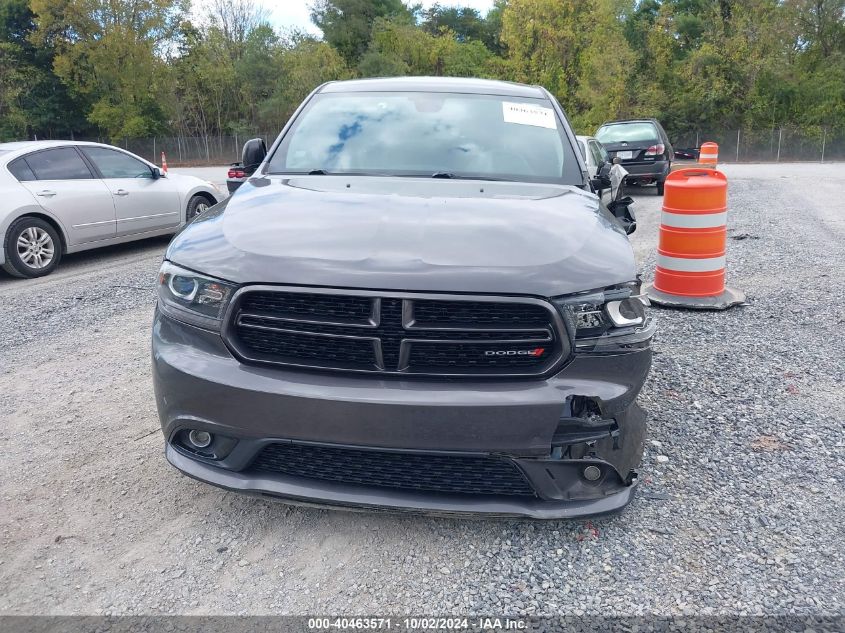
[
  {"left": 699, "top": 142, "right": 718, "bottom": 167},
  {"left": 644, "top": 168, "right": 744, "bottom": 310},
  {"left": 161, "top": 151, "right": 168, "bottom": 173}
]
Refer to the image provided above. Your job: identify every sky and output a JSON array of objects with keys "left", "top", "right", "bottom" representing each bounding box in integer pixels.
[{"left": 260, "top": 1, "right": 496, "bottom": 35}]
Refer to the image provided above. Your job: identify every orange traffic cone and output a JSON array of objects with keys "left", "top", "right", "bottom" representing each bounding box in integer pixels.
[
  {"left": 644, "top": 168, "right": 744, "bottom": 310},
  {"left": 161, "top": 151, "right": 168, "bottom": 174},
  {"left": 698, "top": 142, "right": 718, "bottom": 167}
]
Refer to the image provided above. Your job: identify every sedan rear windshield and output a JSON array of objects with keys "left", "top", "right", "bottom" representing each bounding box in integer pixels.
[
  {"left": 268, "top": 92, "right": 582, "bottom": 184},
  {"left": 596, "top": 122, "right": 659, "bottom": 143}
]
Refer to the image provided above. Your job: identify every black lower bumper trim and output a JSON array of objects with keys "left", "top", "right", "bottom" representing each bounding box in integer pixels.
[
  {"left": 166, "top": 444, "right": 637, "bottom": 519},
  {"left": 251, "top": 441, "right": 537, "bottom": 497}
]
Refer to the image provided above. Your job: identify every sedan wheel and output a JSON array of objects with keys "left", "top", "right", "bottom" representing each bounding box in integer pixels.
[
  {"left": 17, "top": 227, "right": 55, "bottom": 269},
  {"left": 186, "top": 195, "right": 212, "bottom": 221},
  {"left": 2, "top": 217, "right": 63, "bottom": 278}
]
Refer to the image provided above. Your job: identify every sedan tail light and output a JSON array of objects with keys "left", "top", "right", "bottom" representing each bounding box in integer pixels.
[
  {"left": 645, "top": 143, "right": 665, "bottom": 156},
  {"left": 227, "top": 169, "right": 246, "bottom": 179}
]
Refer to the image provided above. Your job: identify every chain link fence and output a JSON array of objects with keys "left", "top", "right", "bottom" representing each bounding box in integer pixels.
[
  {"left": 673, "top": 128, "right": 844, "bottom": 163},
  {"left": 74, "top": 133, "right": 279, "bottom": 167},
  {"left": 62, "top": 127, "right": 845, "bottom": 166}
]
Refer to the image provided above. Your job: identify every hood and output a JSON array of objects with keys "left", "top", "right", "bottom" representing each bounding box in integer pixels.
[{"left": 166, "top": 175, "right": 636, "bottom": 297}]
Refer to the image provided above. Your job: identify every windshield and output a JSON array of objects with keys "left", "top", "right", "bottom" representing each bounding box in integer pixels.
[
  {"left": 268, "top": 92, "right": 581, "bottom": 184},
  {"left": 596, "top": 122, "right": 659, "bottom": 143}
]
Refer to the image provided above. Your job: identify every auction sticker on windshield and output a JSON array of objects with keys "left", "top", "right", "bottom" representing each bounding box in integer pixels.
[{"left": 502, "top": 102, "right": 557, "bottom": 129}]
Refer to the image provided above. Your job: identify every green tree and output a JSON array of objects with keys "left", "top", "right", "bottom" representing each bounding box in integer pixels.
[
  {"left": 171, "top": 24, "right": 239, "bottom": 137},
  {"left": 310, "top": 0, "right": 412, "bottom": 65},
  {"left": 481, "top": 0, "right": 507, "bottom": 55},
  {"left": 235, "top": 24, "right": 281, "bottom": 131},
  {"left": 358, "top": 48, "right": 411, "bottom": 76},
  {"left": 362, "top": 17, "right": 493, "bottom": 78},
  {"left": 500, "top": 0, "right": 636, "bottom": 131},
  {"left": 576, "top": 0, "right": 636, "bottom": 130},
  {"left": 260, "top": 36, "right": 353, "bottom": 128},
  {"left": 30, "top": 0, "right": 188, "bottom": 139},
  {"left": 0, "top": 0, "right": 87, "bottom": 140},
  {"left": 4, "top": 0, "right": 840, "bottom": 144},
  {"left": 500, "top": 0, "right": 593, "bottom": 107},
  {"left": 420, "top": 4, "right": 486, "bottom": 42},
  {"left": 0, "top": 41, "right": 27, "bottom": 138},
  {"left": 169, "top": 0, "right": 279, "bottom": 136}
]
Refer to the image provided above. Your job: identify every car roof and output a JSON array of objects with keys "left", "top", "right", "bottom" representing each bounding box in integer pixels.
[
  {"left": 598, "top": 119, "right": 660, "bottom": 127},
  {"left": 318, "top": 76, "right": 548, "bottom": 99},
  {"left": 0, "top": 140, "right": 153, "bottom": 165},
  {"left": 0, "top": 140, "right": 107, "bottom": 151}
]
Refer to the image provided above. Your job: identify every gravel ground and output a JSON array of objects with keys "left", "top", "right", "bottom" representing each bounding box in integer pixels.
[{"left": 0, "top": 164, "right": 843, "bottom": 617}]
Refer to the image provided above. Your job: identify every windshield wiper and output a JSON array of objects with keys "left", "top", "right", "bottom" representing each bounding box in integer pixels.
[
  {"left": 430, "top": 172, "right": 509, "bottom": 181},
  {"left": 283, "top": 169, "right": 510, "bottom": 181},
  {"left": 304, "top": 169, "right": 393, "bottom": 176}
]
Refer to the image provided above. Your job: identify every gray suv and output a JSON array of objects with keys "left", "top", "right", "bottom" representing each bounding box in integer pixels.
[{"left": 152, "top": 77, "right": 655, "bottom": 519}]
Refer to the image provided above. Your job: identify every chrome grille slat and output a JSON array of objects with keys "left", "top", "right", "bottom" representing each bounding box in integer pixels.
[
  {"left": 239, "top": 310, "right": 379, "bottom": 329},
  {"left": 237, "top": 316, "right": 380, "bottom": 339},
  {"left": 223, "top": 287, "right": 569, "bottom": 377}
]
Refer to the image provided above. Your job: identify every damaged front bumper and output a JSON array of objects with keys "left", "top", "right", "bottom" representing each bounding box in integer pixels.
[{"left": 153, "top": 312, "right": 652, "bottom": 519}]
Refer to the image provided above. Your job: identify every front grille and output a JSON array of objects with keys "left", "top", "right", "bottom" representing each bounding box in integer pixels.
[
  {"left": 240, "top": 292, "right": 374, "bottom": 324},
  {"left": 251, "top": 442, "right": 536, "bottom": 497},
  {"left": 225, "top": 287, "right": 568, "bottom": 377},
  {"left": 237, "top": 328, "right": 376, "bottom": 366},
  {"left": 412, "top": 300, "right": 550, "bottom": 328}
]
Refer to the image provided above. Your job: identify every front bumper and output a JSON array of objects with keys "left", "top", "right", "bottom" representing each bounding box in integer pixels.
[{"left": 153, "top": 311, "right": 652, "bottom": 519}]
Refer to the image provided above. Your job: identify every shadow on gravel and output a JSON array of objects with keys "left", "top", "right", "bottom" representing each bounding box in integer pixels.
[{"left": 0, "top": 235, "right": 173, "bottom": 285}]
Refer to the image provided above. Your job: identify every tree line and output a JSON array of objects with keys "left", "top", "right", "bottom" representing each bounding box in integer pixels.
[{"left": 1, "top": 0, "right": 843, "bottom": 143}]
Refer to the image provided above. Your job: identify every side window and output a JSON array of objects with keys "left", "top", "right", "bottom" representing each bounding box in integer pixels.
[
  {"left": 8, "top": 158, "right": 36, "bottom": 182},
  {"left": 82, "top": 147, "right": 152, "bottom": 179},
  {"left": 588, "top": 141, "right": 605, "bottom": 166},
  {"left": 25, "top": 148, "right": 93, "bottom": 180}
]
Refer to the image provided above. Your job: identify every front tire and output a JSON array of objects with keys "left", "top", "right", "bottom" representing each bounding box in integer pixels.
[
  {"left": 2, "top": 217, "right": 62, "bottom": 278},
  {"left": 186, "top": 195, "right": 212, "bottom": 222}
]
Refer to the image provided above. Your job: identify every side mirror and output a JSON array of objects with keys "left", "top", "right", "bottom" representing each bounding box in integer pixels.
[
  {"left": 607, "top": 196, "right": 637, "bottom": 235},
  {"left": 241, "top": 138, "right": 267, "bottom": 175},
  {"left": 598, "top": 161, "right": 612, "bottom": 186},
  {"left": 151, "top": 166, "right": 163, "bottom": 179},
  {"left": 590, "top": 161, "right": 613, "bottom": 192}
]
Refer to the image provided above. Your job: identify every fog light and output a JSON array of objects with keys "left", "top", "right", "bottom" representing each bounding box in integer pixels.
[
  {"left": 583, "top": 465, "right": 602, "bottom": 481},
  {"left": 188, "top": 430, "right": 213, "bottom": 449}
]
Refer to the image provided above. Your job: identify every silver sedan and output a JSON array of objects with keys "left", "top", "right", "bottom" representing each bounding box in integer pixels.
[{"left": 0, "top": 141, "right": 222, "bottom": 278}]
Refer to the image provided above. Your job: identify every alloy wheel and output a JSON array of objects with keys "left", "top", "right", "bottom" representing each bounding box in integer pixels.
[{"left": 16, "top": 227, "right": 55, "bottom": 269}]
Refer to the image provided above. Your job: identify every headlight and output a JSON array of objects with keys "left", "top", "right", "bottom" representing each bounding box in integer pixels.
[
  {"left": 552, "top": 282, "right": 653, "bottom": 352},
  {"left": 157, "top": 261, "right": 236, "bottom": 331},
  {"left": 605, "top": 296, "right": 646, "bottom": 327}
]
